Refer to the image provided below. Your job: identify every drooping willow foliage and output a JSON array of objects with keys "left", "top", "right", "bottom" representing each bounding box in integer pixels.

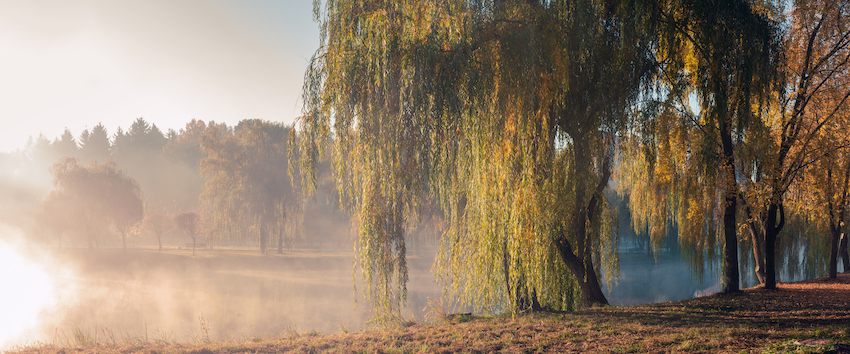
[
  {"left": 618, "top": 0, "right": 782, "bottom": 291},
  {"left": 296, "top": 0, "right": 656, "bottom": 320}
]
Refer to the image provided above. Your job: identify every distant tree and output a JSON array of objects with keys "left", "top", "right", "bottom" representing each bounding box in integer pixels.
[
  {"left": 164, "top": 119, "right": 208, "bottom": 165},
  {"left": 35, "top": 190, "right": 79, "bottom": 247},
  {"left": 143, "top": 213, "right": 174, "bottom": 252},
  {"left": 52, "top": 128, "right": 79, "bottom": 160},
  {"left": 79, "top": 123, "right": 111, "bottom": 164},
  {"left": 102, "top": 164, "right": 145, "bottom": 251},
  {"left": 113, "top": 118, "right": 167, "bottom": 161},
  {"left": 201, "top": 120, "right": 297, "bottom": 254},
  {"left": 158, "top": 119, "right": 209, "bottom": 212},
  {"left": 49, "top": 158, "right": 144, "bottom": 250},
  {"left": 174, "top": 211, "right": 200, "bottom": 255}
]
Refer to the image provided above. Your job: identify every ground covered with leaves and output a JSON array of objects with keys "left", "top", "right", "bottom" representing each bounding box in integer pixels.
[{"left": 10, "top": 274, "right": 850, "bottom": 353}]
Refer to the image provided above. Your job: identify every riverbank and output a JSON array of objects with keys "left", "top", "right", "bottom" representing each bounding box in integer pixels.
[{"left": 9, "top": 273, "right": 850, "bottom": 353}]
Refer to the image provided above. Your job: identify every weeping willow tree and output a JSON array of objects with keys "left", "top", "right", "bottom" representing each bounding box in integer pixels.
[
  {"left": 201, "top": 120, "right": 299, "bottom": 254},
  {"left": 296, "top": 0, "right": 656, "bottom": 319},
  {"left": 619, "top": 0, "right": 781, "bottom": 292}
]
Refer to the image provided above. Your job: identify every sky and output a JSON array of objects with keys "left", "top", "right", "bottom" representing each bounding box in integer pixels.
[{"left": 0, "top": 0, "right": 319, "bottom": 153}]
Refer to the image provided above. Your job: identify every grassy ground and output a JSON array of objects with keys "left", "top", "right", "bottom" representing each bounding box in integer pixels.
[{"left": 8, "top": 273, "right": 850, "bottom": 353}]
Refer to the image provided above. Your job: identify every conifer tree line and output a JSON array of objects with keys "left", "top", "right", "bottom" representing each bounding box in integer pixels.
[
  {"left": 0, "top": 118, "right": 357, "bottom": 253},
  {"left": 295, "top": 0, "right": 850, "bottom": 319}
]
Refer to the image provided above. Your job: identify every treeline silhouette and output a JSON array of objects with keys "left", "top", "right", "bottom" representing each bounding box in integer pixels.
[{"left": 0, "top": 118, "right": 394, "bottom": 252}]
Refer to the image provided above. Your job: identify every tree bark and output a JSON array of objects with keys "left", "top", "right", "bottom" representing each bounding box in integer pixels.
[
  {"left": 551, "top": 133, "right": 611, "bottom": 307},
  {"left": 830, "top": 224, "right": 841, "bottom": 279},
  {"left": 720, "top": 118, "right": 739, "bottom": 293},
  {"left": 554, "top": 236, "right": 608, "bottom": 307},
  {"left": 840, "top": 233, "right": 850, "bottom": 273},
  {"left": 763, "top": 203, "right": 783, "bottom": 289},
  {"left": 744, "top": 207, "right": 766, "bottom": 284}
]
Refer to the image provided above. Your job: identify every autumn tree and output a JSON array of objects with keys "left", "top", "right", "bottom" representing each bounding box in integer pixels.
[
  {"left": 49, "top": 158, "right": 144, "bottom": 250},
  {"left": 155, "top": 119, "right": 210, "bottom": 212},
  {"left": 735, "top": 0, "right": 850, "bottom": 286},
  {"left": 620, "top": 0, "right": 782, "bottom": 292},
  {"left": 143, "top": 213, "right": 174, "bottom": 252},
  {"left": 200, "top": 120, "right": 298, "bottom": 254},
  {"left": 298, "top": 0, "right": 656, "bottom": 318},
  {"left": 174, "top": 211, "right": 200, "bottom": 255},
  {"left": 35, "top": 191, "right": 79, "bottom": 247}
]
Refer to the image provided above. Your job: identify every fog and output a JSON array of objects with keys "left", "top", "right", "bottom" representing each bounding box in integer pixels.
[
  {"left": 0, "top": 120, "right": 829, "bottom": 349},
  {"left": 0, "top": 238, "right": 441, "bottom": 348}
]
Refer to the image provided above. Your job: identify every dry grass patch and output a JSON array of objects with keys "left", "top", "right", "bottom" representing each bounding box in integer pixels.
[{"left": 9, "top": 274, "right": 850, "bottom": 353}]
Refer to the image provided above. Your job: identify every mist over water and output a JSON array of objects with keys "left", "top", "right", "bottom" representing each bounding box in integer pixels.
[
  {"left": 0, "top": 230, "right": 823, "bottom": 349},
  {"left": 0, "top": 241, "right": 441, "bottom": 349},
  {"left": 0, "top": 239, "right": 56, "bottom": 347},
  {"left": 603, "top": 253, "right": 721, "bottom": 306}
]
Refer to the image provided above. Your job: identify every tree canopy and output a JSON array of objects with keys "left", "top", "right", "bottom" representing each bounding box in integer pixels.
[
  {"left": 200, "top": 120, "right": 300, "bottom": 254},
  {"left": 299, "top": 0, "right": 657, "bottom": 318},
  {"left": 47, "top": 158, "right": 144, "bottom": 250}
]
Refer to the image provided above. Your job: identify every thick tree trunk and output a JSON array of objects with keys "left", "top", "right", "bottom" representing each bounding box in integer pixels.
[
  {"left": 830, "top": 224, "right": 841, "bottom": 279},
  {"left": 720, "top": 120, "right": 739, "bottom": 293},
  {"left": 761, "top": 197, "right": 787, "bottom": 290},
  {"left": 551, "top": 133, "right": 611, "bottom": 307},
  {"left": 554, "top": 236, "right": 608, "bottom": 306},
  {"left": 722, "top": 191, "right": 739, "bottom": 292},
  {"left": 763, "top": 204, "right": 780, "bottom": 289}
]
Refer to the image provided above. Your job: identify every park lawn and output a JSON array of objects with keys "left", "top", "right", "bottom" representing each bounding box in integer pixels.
[{"left": 9, "top": 273, "right": 850, "bottom": 353}]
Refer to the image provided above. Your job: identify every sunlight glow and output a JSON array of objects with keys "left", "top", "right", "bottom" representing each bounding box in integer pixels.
[{"left": 0, "top": 242, "right": 53, "bottom": 347}]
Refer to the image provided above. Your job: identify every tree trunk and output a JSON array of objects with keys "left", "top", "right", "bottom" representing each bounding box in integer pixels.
[
  {"left": 720, "top": 120, "right": 739, "bottom": 293},
  {"left": 722, "top": 191, "right": 739, "bottom": 292},
  {"left": 278, "top": 224, "right": 284, "bottom": 254},
  {"left": 764, "top": 204, "right": 780, "bottom": 288},
  {"left": 840, "top": 233, "right": 850, "bottom": 273},
  {"left": 122, "top": 231, "right": 127, "bottom": 251},
  {"left": 551, "top": 133, "right": 611, "bottom": 307},
  {"left": 157, "top": 234, "right": 162, "bottom": 252},
  {"left": 259, "top": 217, "right": 267, "bottom": 255},
  {"left": 554, "top": 236, "right": 608, "bottom": 306},
  {"left": 830, "top": 224, "right": 841, "bottom": 279},
  {"left": 745, "top": 215, "right": 766, "bottom": 284},
  {"left": 825, "top": 160, "right": 850, "bottom": 279}
]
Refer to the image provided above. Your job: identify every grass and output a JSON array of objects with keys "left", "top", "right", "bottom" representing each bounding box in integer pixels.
[
  {"left": 13, "top": 274, "right": 850, "bottom": 353},
  {"left": 8, "top": 273, "right": 850, "bottom": 353}
]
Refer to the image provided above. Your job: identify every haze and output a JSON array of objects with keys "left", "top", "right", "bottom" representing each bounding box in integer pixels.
[
  {"left": 0, "top": 0, "right": 318, "bottom": 153},
  {"left": 0, "top": 1, "right": 811, "bottom": 350}
]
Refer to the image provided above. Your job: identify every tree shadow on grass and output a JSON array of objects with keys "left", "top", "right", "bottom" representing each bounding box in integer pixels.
[{"left": 583, "top": 273, "right": 850, "bottom": 329}]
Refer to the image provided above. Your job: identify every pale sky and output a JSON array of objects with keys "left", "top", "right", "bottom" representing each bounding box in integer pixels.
[{"left": 0, "top": 0, "right": 319, "bottom": 152}]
